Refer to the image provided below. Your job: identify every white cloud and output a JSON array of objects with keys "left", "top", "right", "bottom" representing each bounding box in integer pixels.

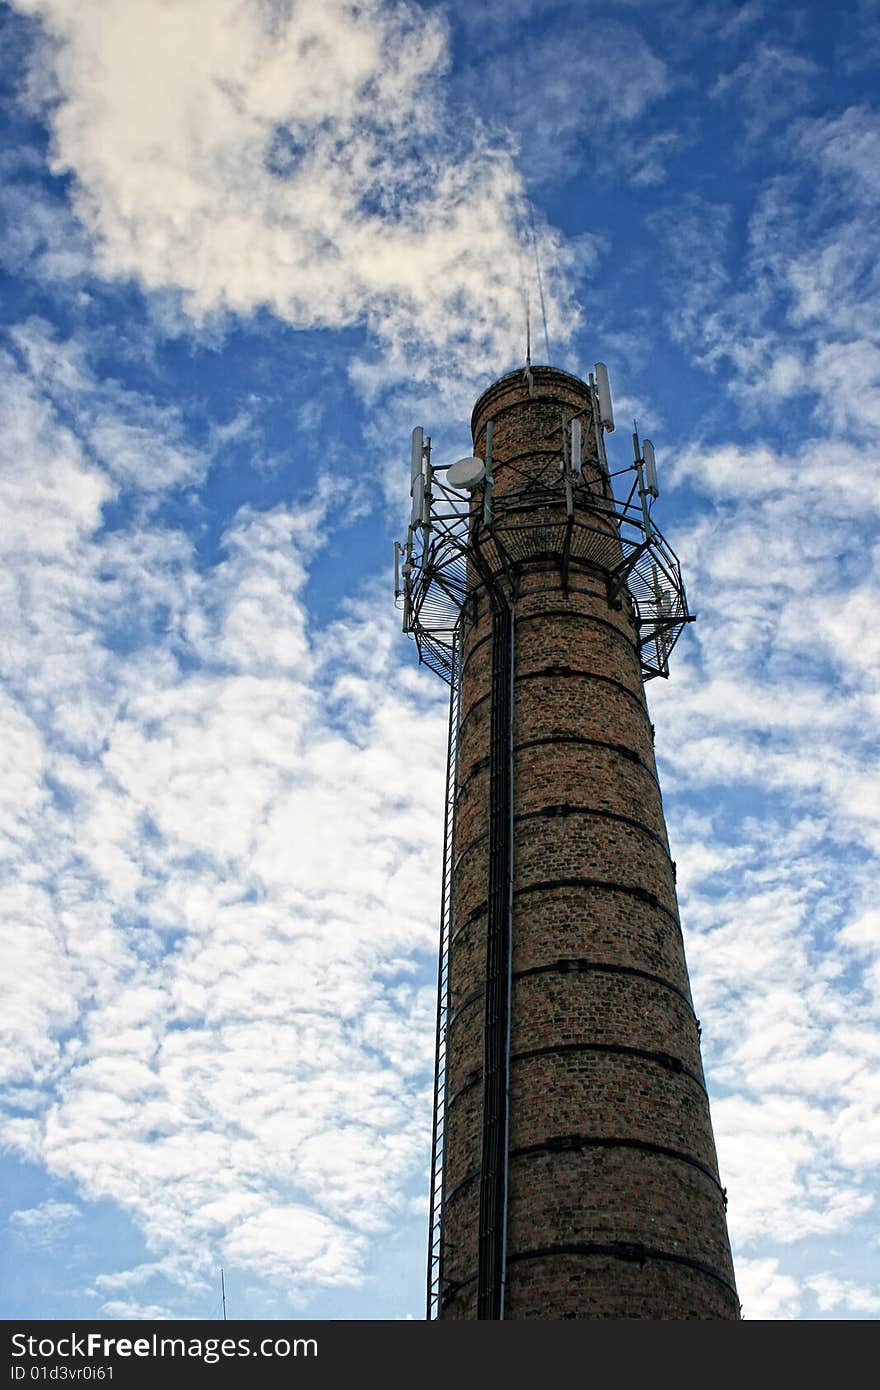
[
  {"left": 716, "top": 1093, "right": 873, "bottom": 1246},
  {"left": 642, "top": 406, "right": 880, "bottom": 1271},
  {"left": 455, "top": 17, "right": 672, "bottom": 188},
  {"left": 10, "top": 317, "right": 208, "bottom": 490},
  {"left": 712, "top": 42, "right": 819, "bottom": 137},
  {"left": 736, "top": 1257, "right": 801, "bottom": 1320},
  {"left": 644, "top": 106, "right": 880, "bottom": 440},
  {"left": 718, "top": 0, "right": 766, "bottom": 41},
  {"left": 9, "top": 1199, "right": 80, "bottom": 1242},
  {"left": 799, "top": 105, "right": 880, "bottom": 204},
  {"left": 813, "top": 339, "right": 880, "bottom": 437},
  {"left": 0, "top": 170, "right": 91, "bottom": 283},
  {"left": 225, "top": 1205, "right": 363, "bottom": 1288},
  {"left": 12, "top": 0, "right": 581, "bottom": 401},
  {"left": 93, "top": 1260, "right": 194, "bottom": 1295},
  {"left": 97, "top": 1300, "right": 177, "bottom": 1320},
  {"left": 0, "top": 322, "right": 448, "bottom": 1302},
  {"left": 807, "top": 1271, "right": 880, "bottom": 1315}
]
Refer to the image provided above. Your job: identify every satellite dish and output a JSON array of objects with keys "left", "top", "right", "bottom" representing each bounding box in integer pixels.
[{"left": 446, "top": 456, "right": 485, "bottom": 490}]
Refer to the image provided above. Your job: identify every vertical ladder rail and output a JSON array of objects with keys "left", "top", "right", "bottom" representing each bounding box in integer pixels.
[
  {"left": 426, "top": 629, "right": 462, "bottom": 1319},
  {"left": 477, "top": 603, "right": 514, "bottom": 1319}
]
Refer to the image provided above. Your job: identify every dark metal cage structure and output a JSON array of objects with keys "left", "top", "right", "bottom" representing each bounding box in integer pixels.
[{"left": 398, "top": 454, "right": 691, "bottom": 689}]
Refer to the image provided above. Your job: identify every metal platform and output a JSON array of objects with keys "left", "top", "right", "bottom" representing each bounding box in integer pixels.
[{"left": 397, "top": 463, "right": 692, "bottom": 686}]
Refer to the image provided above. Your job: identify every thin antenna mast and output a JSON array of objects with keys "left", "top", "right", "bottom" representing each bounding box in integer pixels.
[
  {"left": 525, "top": 285, "right": 531, "bottom": 366},
  {"left": 220, "top": 1267, "right": 227, "bottom": 1321},
  {"left": 632, "top": 419, "right": 652, "bottom": 536},
  {"left": 528, "top": 210, "right": 551, "bottom": 364}
]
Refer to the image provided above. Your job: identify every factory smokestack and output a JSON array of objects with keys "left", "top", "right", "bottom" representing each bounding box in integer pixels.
[{"left": 398, "top": 365, "right": 738, "bottom": 1320}]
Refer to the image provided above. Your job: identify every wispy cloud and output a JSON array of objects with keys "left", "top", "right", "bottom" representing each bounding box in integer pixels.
[
  {"left": 450, "top": 15, "right": 674, "bottom": 188},
  {"left": 12, "top": 0, "right": 581, "bottom": 402},
  {"left": 9, "top": 317, "right": 209, "bottom": 489},
  {"left": 0, "top": 326, "right": 448, "bottom": 1300},
  {"left": 97, "top": 1300, "right": 177, "bottom": 1320},
  {"left": 647, "top": 421, "right": 880, "bottom": 1282},
  {"left": 646, "top": 103, "right": 880, "bottom": 439},
  {"left": 736, "top": 1256, "right": 801, "bottom": 1320},
  {"left": 637, "top": 96, "right": 880, "bottom": 1281},
  {"left": 9, "top": 1199, "right": 80, "bottom": 1243},
  {"left": 2, "top": 0, "right": 879, "bottom": 1321},
  {"left": 712, "top": 42, "right": 820, "bottom": 138},
  {"left": 807, "top": 1271, "right": 880, "bottom": 1315}
]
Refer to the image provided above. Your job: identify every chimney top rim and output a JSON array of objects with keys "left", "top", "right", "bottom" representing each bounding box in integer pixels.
[{"left": 470, "top": 365, "right": 592, "bottom": 437}]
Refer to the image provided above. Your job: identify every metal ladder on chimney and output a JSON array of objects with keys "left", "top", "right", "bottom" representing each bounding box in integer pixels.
[{"left": 426, "top": 632, "right": 461, "bottom": 1319}]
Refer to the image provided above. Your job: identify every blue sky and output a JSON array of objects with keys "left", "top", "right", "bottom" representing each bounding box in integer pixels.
[{"left": 1, "top": 0, "right": 879, "bottom": 1322}]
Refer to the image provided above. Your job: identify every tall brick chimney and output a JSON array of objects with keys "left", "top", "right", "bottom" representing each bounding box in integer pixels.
[{"left": 402, "top": 365, "right": 738, "bottom": 1320}]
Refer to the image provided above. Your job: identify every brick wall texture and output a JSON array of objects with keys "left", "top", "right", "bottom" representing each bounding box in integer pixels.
[{"left": 440, "top": 366, "right": 739, "bottom": 1320}]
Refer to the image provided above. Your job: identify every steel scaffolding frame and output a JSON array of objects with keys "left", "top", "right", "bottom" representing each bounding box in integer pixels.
[{"left": 397, "top": 458, "right": 692, "bottom": 692}]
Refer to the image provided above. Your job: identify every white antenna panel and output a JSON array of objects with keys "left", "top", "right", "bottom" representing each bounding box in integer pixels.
[
  {"left": 411, "top": 473, "right": 424, "bottom": 524},
  {"left": 411, "top": 427, "right": 424, "bottom": 488},
  {"left": 643, "top": 438, "right": 658, "bottom": 497},
  {"left": 594, "top": 363, "right": 615, "bottom": 432},
  {"left": 570, "top": 418, "right": 582, "bottom": 476}
]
